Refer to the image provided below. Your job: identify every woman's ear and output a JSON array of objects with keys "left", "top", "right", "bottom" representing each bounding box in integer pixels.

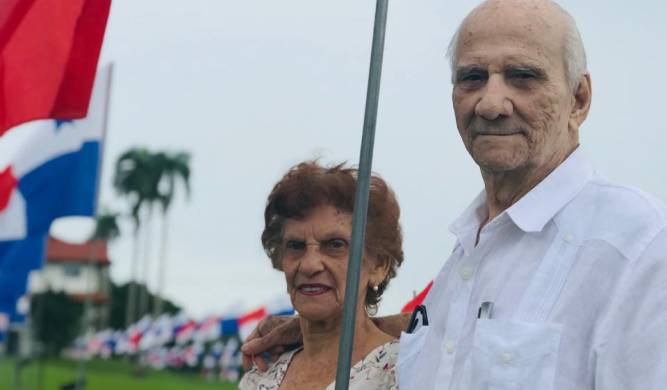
[{"left": 368, "top": 255, "right": 391, "bottom": 287}]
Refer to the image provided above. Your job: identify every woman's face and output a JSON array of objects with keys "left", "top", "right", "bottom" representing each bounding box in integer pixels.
[{"left": 280, "top": 205, "right": 384, "bottom": 322}]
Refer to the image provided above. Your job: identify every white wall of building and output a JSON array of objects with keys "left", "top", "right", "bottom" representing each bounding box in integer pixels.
[{"left": 29, "top": 263, "right": 103, "bottom": 295}]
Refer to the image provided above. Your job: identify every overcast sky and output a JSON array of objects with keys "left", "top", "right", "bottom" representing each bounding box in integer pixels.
[{"left": 52, "top": 0, "right": 667, "bottom": 319}]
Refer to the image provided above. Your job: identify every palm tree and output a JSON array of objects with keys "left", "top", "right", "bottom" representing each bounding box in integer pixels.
[
  {"left": 91, "top": 212, "right": 121, "bottom": 242},
  {"left": 90, "top": 211, "right": 120, "bottom": 329},
  {"left": 113, "top": 148, "right": 160, "bottom": 327},
  {"left": 114, "top": 148, "right": 191, "bottom": 322},
  {"left": 152, "top": 151, "right": 191, "bottom": 317}
]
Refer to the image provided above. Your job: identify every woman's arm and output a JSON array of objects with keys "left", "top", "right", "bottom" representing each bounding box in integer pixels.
[{"left": 241, "top": 313, "right": 411, "bottom": 371}]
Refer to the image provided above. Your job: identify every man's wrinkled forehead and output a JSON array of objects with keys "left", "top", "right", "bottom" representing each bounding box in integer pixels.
[
  {"left": 455, "top": 0, "right": 566, "bottom": 64},
  {"left": 467, "top": 0, "right": 563, "bottom": 19}
]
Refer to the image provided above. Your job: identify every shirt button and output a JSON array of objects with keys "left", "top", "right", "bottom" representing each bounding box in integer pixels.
[
  {"left": 563, "top": 233, "right": 574, "bottom": 243},
  {"left": 459, "top": 266, "right": 473, "bottom": 281},
  {"left": 444, "top": 342, "right": 455, "bottom": 354},
  {"left": 500, "top": 352, "right": 514, "bottom": 364}
]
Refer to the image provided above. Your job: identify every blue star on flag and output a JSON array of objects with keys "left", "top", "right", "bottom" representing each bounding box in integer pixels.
[{"left": 54, "top": 119, "right": 73, "bottom": 132}]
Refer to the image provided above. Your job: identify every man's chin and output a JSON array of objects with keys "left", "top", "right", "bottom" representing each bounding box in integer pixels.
[{"left": 472, "top": 153, "right": 526, "bottom": 173}]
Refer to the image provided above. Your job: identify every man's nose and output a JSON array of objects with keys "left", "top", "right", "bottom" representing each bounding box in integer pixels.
[{"left": 474, "top": 75, "right": 514, "bottom": 120}]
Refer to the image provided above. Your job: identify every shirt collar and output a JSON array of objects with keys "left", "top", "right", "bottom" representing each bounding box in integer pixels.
[
  {"left": 449, "top": 191, "right": 488, "bottom": 252},
  {"left": 506, "top": 147, "right": 594, "bottom": 232},
  {"left": 450, "top": 147, "right": 595, "bottom": 238}
]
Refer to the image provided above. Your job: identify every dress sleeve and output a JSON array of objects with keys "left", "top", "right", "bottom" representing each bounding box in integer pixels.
[
  {"left": 237, "top": 350, "right": 294, "bottom": 390},
  {"left": 384, "top": 343, "right": 400, "bottom": 390},
  {"left": 238, "top": 367, "right": 260, "bottom": 390},
  {"left": 348, "top": 340, "right": 400, "bottom": 390}
]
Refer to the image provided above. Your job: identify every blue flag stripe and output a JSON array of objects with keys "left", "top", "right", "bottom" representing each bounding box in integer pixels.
[
  {"left": 0, "top": 234, "right": 46, "bottom": 323},
  {"left": 19, "top": 139, "right": 99, "bottom": 234}
]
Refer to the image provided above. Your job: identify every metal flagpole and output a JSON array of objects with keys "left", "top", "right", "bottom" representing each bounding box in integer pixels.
[
  {"left": 75, "top": 63, "right": 114, "bottom": 390},
  {"left": 334, "top": 1, "right": 389, "bottom": 389}
]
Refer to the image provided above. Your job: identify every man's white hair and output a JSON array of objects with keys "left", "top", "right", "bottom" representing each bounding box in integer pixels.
[{"left": 446, "top": 0, "right": 588, "bottom": 90}]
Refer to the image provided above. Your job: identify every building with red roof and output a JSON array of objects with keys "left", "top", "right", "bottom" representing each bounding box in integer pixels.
[{"left": 29, "top": 236, "right": 112, "bottom": 328}]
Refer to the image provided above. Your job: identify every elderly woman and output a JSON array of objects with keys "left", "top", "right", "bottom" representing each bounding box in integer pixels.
[{"left": 239, "top": 161, "right": 404, "bottom": 390}]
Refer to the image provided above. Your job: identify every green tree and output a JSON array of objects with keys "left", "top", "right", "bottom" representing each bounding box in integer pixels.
[
  {"left": 88, "top": 211, "right": 121, "bottom": 330},
  {"left": 108, "top": 281, "right": 181, "bottom": 330},
  {"left": 31, "top": 291, "right": 84, "bottom": 356},
  {"left": 91, "top": 212, "right": 121, "bottom": 242}
]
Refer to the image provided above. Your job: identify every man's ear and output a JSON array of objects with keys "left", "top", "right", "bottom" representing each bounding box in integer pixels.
[{"left": 569, "top": 73, "right": 592, "bottom": 132}]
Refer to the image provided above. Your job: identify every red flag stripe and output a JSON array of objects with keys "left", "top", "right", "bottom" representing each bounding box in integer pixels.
[
  {"left": 0, "top": 0, "right": 111, "bottom": 135},
  {"left": 51, "top": 0, "right": 112, "bottom": 119},
  {"left": 0, "top": 0, "right": 35, "bottom": 50}
]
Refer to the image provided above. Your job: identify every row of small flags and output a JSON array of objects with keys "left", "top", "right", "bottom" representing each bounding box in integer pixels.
[
  {"left": 141, "top": 339, "right": 242, "bottom": 381},
  {"left": 75, "top": 295, "right": 294, "bottom": 364},
  {"left": 82, "top": 335, "right": 243, "bottom": 381},
  {"left": 0, "top": 0, "right": 112, "bottom": 332}
]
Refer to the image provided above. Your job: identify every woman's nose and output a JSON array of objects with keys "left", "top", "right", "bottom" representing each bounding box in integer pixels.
[
  {"left": 474, "top": 75, "right": 514, "bottom": 120},
  {"left": 298, "top": 245, "right": 325, "bottom": 275}
]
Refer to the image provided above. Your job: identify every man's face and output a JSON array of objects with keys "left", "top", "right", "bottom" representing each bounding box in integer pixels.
[{"left": 452, "top": 5, "right": 576, "bottom": 174}]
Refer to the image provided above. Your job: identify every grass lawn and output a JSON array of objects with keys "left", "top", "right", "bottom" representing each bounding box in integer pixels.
[{"left": 0, "top": 357, "right": 238, "bottom": 390}]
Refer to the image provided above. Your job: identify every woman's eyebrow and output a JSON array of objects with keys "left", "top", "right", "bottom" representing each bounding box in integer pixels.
[
  {"left": 316, "top": 231, "right": 351, "bottom": 241},
  {"left": 282, "top": 234, "right": 305, "bottom": 241}
]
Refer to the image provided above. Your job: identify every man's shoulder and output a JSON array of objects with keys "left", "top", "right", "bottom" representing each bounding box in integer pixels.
[
  {"left": 557, "top": 175, "right": 667, "bottom": 260},
  {"left": 585, "top": 175, "right": 666, "bottom": 216}
]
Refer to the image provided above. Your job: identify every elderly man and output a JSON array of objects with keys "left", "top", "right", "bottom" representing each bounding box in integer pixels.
[{"left": 242, "top": 1, "right": 667, "bottom": 389}]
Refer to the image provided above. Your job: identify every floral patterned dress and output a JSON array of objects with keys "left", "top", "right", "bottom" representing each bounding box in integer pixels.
[{"left": 239, "top": 340, "right": 399, "bottom": 389}]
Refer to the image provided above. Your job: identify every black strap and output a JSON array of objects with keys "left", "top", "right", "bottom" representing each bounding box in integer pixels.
[{"left": 406, "top": 305, "right": 429, "bottom": 334}]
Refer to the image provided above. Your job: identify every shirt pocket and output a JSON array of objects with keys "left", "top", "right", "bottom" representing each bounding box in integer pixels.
[
  {"left": 463, "top": 319, "right": 562, "bottom": 390},
  {"left": 397, "top": 325, "right": 429, "bottom": 390}
]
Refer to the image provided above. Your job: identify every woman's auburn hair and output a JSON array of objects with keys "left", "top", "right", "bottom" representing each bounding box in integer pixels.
[{"left": 261, "top": 160, "right": 404, "bottom": 311}]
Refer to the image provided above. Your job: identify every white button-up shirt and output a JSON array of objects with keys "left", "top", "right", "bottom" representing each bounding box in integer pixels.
[{"left": 397, "top": 149, "right": 667, "bottom": 390}]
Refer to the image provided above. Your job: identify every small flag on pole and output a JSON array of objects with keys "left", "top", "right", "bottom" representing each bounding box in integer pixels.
[
  {"left": 400, "top": 281, "right": 433, "bottom": 314},
  {"left": 238, "top": 307, "right": 267, "bottom": 342}
]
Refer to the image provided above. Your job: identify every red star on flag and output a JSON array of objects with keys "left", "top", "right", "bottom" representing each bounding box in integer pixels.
[{"left": 0, "top": 166, "right": 17, "bottom": 212}]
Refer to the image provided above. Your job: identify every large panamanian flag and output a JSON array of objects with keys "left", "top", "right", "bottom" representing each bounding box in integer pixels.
[
  {"left": 0, "top": 65, "right": 111, "bottom": 241},
  {"left": 0, "top": 65, "right": 111, "bottom": 324}
]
